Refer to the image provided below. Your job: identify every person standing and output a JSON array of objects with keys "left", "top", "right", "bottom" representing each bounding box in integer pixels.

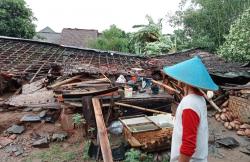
[{"left": 163, "top": 56, "right": 219, "bottom": 162}]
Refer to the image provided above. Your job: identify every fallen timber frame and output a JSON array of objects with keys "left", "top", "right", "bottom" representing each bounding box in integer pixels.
[
  {"left": 0, "top": 37, "right": 146, "bottom": 81},
  {"left": 92, "top": 97, "right": 113, "bottom": 162}
]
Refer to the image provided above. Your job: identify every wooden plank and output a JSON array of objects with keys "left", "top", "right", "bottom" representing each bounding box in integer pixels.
[
  {"left": 48, "top": 75, "right": 82, "bottom": 88},
  {"left": 60, "top": 78, "right": 109, "bottom": 87},
  {"left": 63, "top": 87, "right": 118, "bottom": 98},
  {"left": 115, "top": 102, "right": 167, "bottom": 114},
  {"left": 92, "top": 97, "right": 113, "bottom": 162},
  {"left": 64, "top": 83, "right": 110, "bottom": 88},
  {"left": 127, "top": 136, "right": 142, "bottom": 147},
  {"left": 101, "top": 73, "right": 112, "bottom": 84},
  {"left": 241, "top": 89, "right": 250, "bottom": 94}
]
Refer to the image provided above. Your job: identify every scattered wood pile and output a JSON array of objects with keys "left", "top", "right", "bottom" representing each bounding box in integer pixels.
[{"left": 214, "top": 82, "right": 250, "bottom": 137}]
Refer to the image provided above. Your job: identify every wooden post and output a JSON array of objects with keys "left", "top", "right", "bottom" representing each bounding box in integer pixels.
[{"left": 92, "top": 97, "right": 113, "bottom": 162}]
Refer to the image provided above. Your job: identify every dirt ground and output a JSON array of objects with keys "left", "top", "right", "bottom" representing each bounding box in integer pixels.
[
  {"left": 207, "top": 110, "right": 250, "bottom": 162},
  {"left": 0, "top": 110, "right": 249, "bottom": 162},
  {"left": 0, "top": 111, "right": 93, "bottom": 162}
]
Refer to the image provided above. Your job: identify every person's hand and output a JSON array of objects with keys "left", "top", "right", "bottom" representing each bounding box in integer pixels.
[{"left": 178, "top": 154, "right": 191, "bottom": 162}]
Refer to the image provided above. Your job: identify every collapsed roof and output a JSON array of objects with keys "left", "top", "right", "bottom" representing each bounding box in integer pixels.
[
  {"left": 0, "top": 36, "right": 249, "bottom": 82},
  {"left": 0, "top": 36, "right": 146, "bottom": 82}
]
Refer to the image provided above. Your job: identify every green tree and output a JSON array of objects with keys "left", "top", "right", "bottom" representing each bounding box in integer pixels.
[
  {"left": 169, "top": 29, "right": 191, "bottom": 51},
  {"left": 0, "top": 0, "right": 36, "bottom": 39},
  {"left": 131, "top": 15, "right": 174, "bottom": 55},
  {"left": 89, "top": 25, "right": 130, "bottom": 53},
  {"left": 218, "top": 7, "right": 250, "bottom": 62},
  {"left": 169, "top": 0, "right": 250, "bottom": 51}
]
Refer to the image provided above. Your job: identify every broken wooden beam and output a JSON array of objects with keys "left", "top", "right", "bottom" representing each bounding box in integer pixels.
[
  {"left": 60, "top": 78, "right": 110, "bottom": 88},
  {"left": 48, "top": 75, "right": 82, "bottom": 89},
  {"left": 115, "top": 102, "right": 167, "bottom": 114},
  {"left": 92, "top": 97, "right": 113, "bottom": 162},
  {"left": 101, "top": 73, "right": 112, "bottom": 84},
  {"left": 62, "top": 87, "right": 118, "bottom": 98},
  {"left": 71, "top": 83, "right": 110, "bottom": 87},
  {"left": 151, "top": 79, "right": 181, "bottom": 94}
]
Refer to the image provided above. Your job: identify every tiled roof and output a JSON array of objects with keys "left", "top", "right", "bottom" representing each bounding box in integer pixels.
[
  {"left": 33, "top": 27, "right": 98, "bottom": 48},
  {"left": 33, "top": 27, "right": 61, "bottom": 44},
  {"left": 38, "top": 26, "right": 56, "bottom": 33},
  {"left": 152, "top": 49, "right": 250, "bottom": 74},
  {"left": 0, "top": 36, "right": 145, "bottom": 82},
  {"left": 0, "top": 36, "right": 249, "bottom": 82},
  {"left": 59, "top": 28, "right": 98, "bottom": 48}
]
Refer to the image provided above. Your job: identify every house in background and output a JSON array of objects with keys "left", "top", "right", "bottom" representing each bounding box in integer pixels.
[
  {"left": 33, "top": 26, "right": 98, "bottom": 48},
  {"left": 33, "top": 26, "right": 61, "bottom": 44}
]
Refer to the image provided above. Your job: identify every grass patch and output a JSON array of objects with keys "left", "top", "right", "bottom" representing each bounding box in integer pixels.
[
  {"left": 82, "top": 140, "right": 91, "bottom": 160},
  {"left": 23, "top": 144, "right": 77, "bottom": 162}
]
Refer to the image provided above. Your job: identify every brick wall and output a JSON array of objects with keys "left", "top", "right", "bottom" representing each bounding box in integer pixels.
[{"left": 228, "top": 96, "right": 250, "bottom": 123}]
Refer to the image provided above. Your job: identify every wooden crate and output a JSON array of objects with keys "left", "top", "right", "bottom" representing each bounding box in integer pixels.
[
  {"left": 228, "top": 96, "right": 250, "bottom": 123},
  {"left": 120, "top": 114, "right": 173, "bottom": 152}
]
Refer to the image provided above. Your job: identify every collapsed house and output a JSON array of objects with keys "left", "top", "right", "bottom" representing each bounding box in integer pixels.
[{"left": 0, "top": 36, "right": 249, "bottom": 161}]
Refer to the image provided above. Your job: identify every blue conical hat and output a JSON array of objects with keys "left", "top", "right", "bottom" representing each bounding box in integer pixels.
[{"left": 163, "top": 56, "right": 219, "bottom": 91}]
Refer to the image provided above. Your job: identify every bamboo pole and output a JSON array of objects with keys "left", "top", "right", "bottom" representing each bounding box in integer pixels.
[
  {"left": 151, "top": 79, "right": 181, "bottom": 94},
  {"left": 199, "top": 90, "right": 222, "bottom": 112},
  {"left": 152, "top": 79, "right": 222, "bottom": 113},
  {"left": 115, "top": 102, "right": 167, "bottom": 114}
]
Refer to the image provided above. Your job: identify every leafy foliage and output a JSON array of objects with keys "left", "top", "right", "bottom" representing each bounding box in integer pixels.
[
  {"left": 0, "top": 0, "right": 36, "bottom": 39},
  {"left": 72, "top": 113, "right": 86, "bottom": 126},
  {"left": 89, "top": 25, "right": 131, "bottom": 53},
  {"left": 131, "top": 15, "right": 174, "bottom": 55},
  {"left": 169, "top": 29, "right": 191, "bottom": 51},
  {"left": 218, "top": 7, "right": 250, "bottom": 62},
  {"left": 90, "top": 16, "right": 175, "bottom": 55},
  {"left": 169, "top": 0, "right": 250, "bottom": 51}
]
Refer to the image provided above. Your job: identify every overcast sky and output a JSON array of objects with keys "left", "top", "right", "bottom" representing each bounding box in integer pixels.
[{"left": 24, "top": 0, "right": 181, "bottom": 33}]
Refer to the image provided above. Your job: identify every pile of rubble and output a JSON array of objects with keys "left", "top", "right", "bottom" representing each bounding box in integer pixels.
[
  {"left": 0, "top": 122, "right": 68, "bottom": 157},
  {"left": 214, "top": 82, "right": 250, "bottom": 137},
  {"left": 0, "top": 36, "right": 249, "bottom": 161}
]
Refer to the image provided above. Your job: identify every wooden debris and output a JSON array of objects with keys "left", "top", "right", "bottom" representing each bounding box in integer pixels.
[
  {"left": 92, "top": 97, "right": 113, "bottom": 162},
  {"left": 120, "top": 114, "right": 173, "bottom": 151},
  {"left": 151, "top": 79, "right": 181, "bottom": 94},
  {"left": 221, "top": 100, "right": 229, "bottom": 108},
  {"left": 48, "top": 75, "right": 82, "bottom": 89},
  {"left": 199, "top": 89, "right": 222, "bottom": 112},
  {"left": 115, "top": 102, "right": 167, "bottom": 114},
  {"left": 101, "top": 73, "right": 112, "bottom": 84},
  {"left": 62, "top": 87, "right": 118, "bottom": 98},
  {"left": 60, "top": 78, "right": 110, "bottom": 88}
]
